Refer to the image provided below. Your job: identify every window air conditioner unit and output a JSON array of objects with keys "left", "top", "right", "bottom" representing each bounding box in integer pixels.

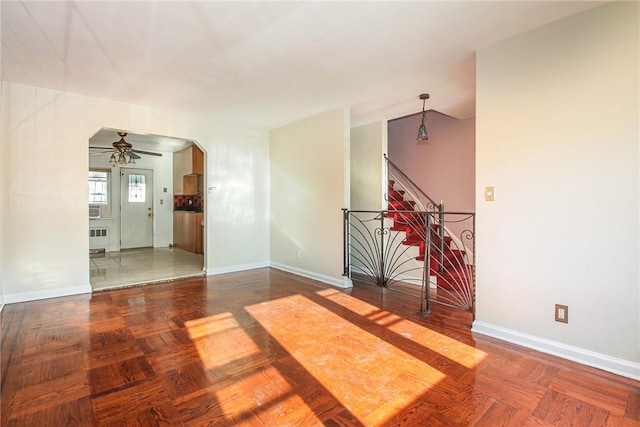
[{"left": 89, "top": 205, "right": 101, "bottom": 219}]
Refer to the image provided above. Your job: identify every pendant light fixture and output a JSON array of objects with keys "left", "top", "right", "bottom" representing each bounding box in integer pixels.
[{"left": 417, "top": 93, "right": 430, "bottom": 141}]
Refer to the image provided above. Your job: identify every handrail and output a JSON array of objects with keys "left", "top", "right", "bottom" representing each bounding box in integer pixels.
[
  {"left": 385, "top": 153, "right": 445, "bottom": 270},
  {"left": 384, "top": 154, "right": 439, "bottom": 210}
]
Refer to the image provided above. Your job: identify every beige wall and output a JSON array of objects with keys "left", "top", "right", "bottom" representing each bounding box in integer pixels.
[
  {"left": 388, "top": 112, "right": 475, "bottom": 213},
  {"left": 270, "top": 107, "right": 350, "bottom": 286},
  {"left": 350, "top": 121, "right": 387, "bottom": 211},
  {"left": 474, "top": 1, "right": 639, "bottom": 375},
  {"left": 1, "top": 82, "right": 270, "bottom": 302}
]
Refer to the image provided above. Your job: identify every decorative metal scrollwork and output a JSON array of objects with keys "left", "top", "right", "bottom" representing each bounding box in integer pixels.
[{"left": 343, "top": 156, "right": 476, "bottom": 317}]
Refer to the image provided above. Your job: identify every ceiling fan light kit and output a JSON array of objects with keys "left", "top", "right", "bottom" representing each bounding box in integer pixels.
[{"left": 90, "top": 131, "right": 162, "bottom": 165}]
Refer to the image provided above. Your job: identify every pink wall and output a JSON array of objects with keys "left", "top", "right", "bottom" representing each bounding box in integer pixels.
[{"left": 388, "top": 111, "right": 475, "bottom": 213}]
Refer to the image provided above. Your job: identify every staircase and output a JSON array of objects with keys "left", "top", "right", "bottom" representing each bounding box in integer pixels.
[
  {"left": 387, "top": 180, "right": 474, "bottom": 298},
  {"left": 342, "top": 156, "right": 475, "bottom": 315}
]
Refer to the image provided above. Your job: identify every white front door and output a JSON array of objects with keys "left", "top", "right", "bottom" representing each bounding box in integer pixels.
[{"left": 120, "top": 168, "right": 154, "bottom": 249}]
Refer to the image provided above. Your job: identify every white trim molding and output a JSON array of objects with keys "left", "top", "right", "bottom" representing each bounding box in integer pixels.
[
  {"left": 270, "top": 262, "right": 351, "bottom": 289},
  {"left": 472, "top": 320, "right": 640, "bottom": 381},
  {"left": 206, "top": 261, "right": 270, "bottom": 276},
  {"left": 2, "top": 285, "right": 93, "bottom": 304}
]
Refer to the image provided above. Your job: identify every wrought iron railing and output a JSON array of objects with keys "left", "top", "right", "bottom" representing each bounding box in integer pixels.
[
  {"left": 342, "top": 155, "right": 475, "bottom": 316},
  {"left": 343, "top": 209, "right": 431, "bottom": 314},
  {"left": 342, "top": 208, "right": 475, "bottom": 316}
]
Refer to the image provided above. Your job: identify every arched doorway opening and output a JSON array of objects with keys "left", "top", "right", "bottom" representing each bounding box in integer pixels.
[{"left": 88, "top": 127, "right": 206, "bottom": 290}]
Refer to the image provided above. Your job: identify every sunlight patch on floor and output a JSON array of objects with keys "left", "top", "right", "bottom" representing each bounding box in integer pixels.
[
  {"left": 246, "top": 294, "right": 447, "bottom": 425},
  {"left": 186, "top": 313, "right": 261, "bottom": 370},
  {"left": 213, "top": 366, "right": 322, "bottom": 426},
  {"left": 185, "top": 313, "right": 320, "bottom": 424},
  {"left": 316, "top": 288, "right": 487, "bottom": 369}
]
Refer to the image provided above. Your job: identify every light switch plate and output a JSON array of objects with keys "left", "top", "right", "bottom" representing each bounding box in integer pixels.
[{"left": 485, "top": 186, "right": 495, "bottom": 201}]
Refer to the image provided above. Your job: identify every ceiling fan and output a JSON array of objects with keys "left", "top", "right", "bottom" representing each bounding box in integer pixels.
[{"left": 90, "top": 131, "right": 162, "bottom": 165}]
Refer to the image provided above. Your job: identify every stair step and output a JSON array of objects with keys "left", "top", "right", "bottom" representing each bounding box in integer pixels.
[
  {"left": 387, "top": 190, "right": 406, "bottom": 201},
  {"left": 403, "top": 235, "right": 425, "bottom": 246},
  {"left": 417, "top": 248, "right": 466, "bottom": 263},
  {"left": 385, "top": 212, "right": 420, "bottom": 222},
  {"left": 388, "top": 200, "right": 416, "bottom": 210},
  {"left": 433, "top": 269, "right": 475, "bottom": 292},
  {"left": 390, "top": 213, "right": 425, "bottom": 224},
  {"left": 416, "top": 237, "right": 455, "bottom": 255},
  {"left": 391, "top": 224, "right": 422, "bottom": 233},
  {"left": 428, "top": 235, "right": 453, "bottom": 247}
]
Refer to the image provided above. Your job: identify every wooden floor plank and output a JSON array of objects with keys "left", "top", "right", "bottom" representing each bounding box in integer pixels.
[{"left": 1, "top": 268, "right": 638, "bottom": 426}]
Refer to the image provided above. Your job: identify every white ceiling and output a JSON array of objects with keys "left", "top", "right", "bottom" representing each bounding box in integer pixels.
[{"left": 2, "top": 1, "right": 605, "bottom": 149}]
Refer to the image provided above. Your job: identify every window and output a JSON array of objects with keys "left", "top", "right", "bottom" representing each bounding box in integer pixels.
[
  {"left": 128, "top": 174, "right": 146, "bottom": 203},
  {"left": 89, "top": 170, "right": 109, "bottom": 205}
]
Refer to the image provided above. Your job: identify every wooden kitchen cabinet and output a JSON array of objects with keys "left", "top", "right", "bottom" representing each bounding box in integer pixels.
[
  {"left": 173, "top": 211, "right": 203, "bottom": 254},
  {"left": 173, "top": 145, "right": 204, "bottom": 194},
  {"left": 182, "top": 174, "right": 205, "bottom": 196},
  {"left": 183, "top": 175, "right": 198, "bottom": 195},
  {"left": 191, "top": 147, "right": 204, "bottom": 175}
]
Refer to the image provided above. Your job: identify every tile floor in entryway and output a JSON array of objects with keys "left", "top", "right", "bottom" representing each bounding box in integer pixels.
[{"left": 90, "top": 247, "right": 204, "bottom": 290}]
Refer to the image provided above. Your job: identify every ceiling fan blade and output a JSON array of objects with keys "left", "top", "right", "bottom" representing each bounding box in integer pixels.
[
  {"left": 89, "top": 146, "right": 114, "bottom": 150},
  {"left": 131, "top": 149, "right": 163, "bottom": 157}
]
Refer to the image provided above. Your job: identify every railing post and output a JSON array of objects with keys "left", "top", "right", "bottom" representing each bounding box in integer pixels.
[
  {"left": 420, "top": 211, "right": 432, "bottom": 316},
  {"left": 438, "top": 202, "right": 445, "bottom": 272},
  {"left": 472, "top": 213, "right": 476, "bottom": 319},
  {"left": 342, "top": 208, "right": 349, "bottom": 277},
  {"left": 379, "top": 212, "right": 385, "bottom": 288},
  {"left": 384, "top": 154, "right": 389, "bottom": 204}
]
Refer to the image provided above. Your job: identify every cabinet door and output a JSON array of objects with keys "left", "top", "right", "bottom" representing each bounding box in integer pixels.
[
  {"left": 184, "top": 214, "right": 196, "bottom": 253},
  {"left": 173, "top": 213, "right": 183, "bottom": 249},
  {"left": 195, "top": 212, "right": 203, "bottom": 254},
  {"left": 183, "top": 175, "right": 198, "bottom": 195},
  {"left": 174, "top": 212, "right": 197, "bottom": 252},
  {"left": 173, "top": 149, "right": 185, "bottom": 195},
  {"left": 192, "top": 146, "right": 204, "bottom": 175},
  {"left": 173, "top": 147, "right": 194, "bottom": 195}
]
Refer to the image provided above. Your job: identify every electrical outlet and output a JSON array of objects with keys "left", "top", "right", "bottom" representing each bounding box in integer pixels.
[{"left": 555, "top": 304, "right": 568, "bottom": 323}]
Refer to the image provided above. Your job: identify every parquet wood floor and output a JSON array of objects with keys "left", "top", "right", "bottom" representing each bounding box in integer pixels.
[{"left": 1, "top": 268, "right": 638, "bottom": 426}]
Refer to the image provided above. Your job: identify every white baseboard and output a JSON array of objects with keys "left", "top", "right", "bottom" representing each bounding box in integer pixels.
[
  {"left": 206, "top": 261, "right": 270, "bottom": 276},
  {"left": 472, "top": 320, "right": 640, "bottom": 381},
  {"left": 2, "top": 285, "right": 93, "bottom": 304},
  {"left": 270, "top": 262, "right": 352, "bottom": 289}
]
